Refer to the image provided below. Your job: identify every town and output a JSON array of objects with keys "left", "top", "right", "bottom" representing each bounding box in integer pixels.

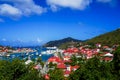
[
  {"left": 0, "top": 42, "right": 119, "bottom": 80},
  {"left": 24, "top": 43, "right": 118, "bottom": 79}
]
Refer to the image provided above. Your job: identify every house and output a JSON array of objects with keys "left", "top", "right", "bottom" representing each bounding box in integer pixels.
[
  {"left": 64, "top": 65, "right": 80, "bottom": 77},
  {"left": 103, "top": 46, "right": 109, "bottom": 49},
  {"left": 33, "top": 64, "right": 42, "bottom": 70},
  {"left": 57, "top": 62, "right": 66, "bottom": 69},
  {"left": 44, "top": 74, "right": 50, "bottom": 80},
  {"left": 64, "top": 70, "right": 71, "bottom": 77},
  {"left": 72, "top": 65, "right": 80, "bottom": 71},
  {"left": 63, "top": 56, "right": 70, "bottom": 61},
  {"left": 103, "top": 53, "right": 113, "bottom": 57},
  {"left": 102, "top": 57, "right": 113, "bottom": 62},
  {"left": 48, "top": 56, "right": 62, "bottom": 64},
  {"left": 25, "top": 60, "right": 32, "bottom": 65},
  {"left": 96, "top": 43, "right": 101, "bottom": 48}
]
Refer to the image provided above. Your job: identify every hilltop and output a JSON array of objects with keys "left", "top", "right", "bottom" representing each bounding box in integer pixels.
[
  {"left": 85, "top": 29, "right": 120, "bottom": 46},
  {"left": 44, "top": 37, "right": 82, "bottom": 48}
]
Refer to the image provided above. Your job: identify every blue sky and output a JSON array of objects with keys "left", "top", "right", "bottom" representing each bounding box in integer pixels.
[{"left": 0, "top": 0, "right": 120, "bottom": 46}]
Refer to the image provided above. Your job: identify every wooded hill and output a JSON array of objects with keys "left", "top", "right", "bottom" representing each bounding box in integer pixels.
[
  {"left": 85, "top": 28, "right": 120, "bottom": 46},
  {"left": 44, "top": 37, "right": 82, "bottom": 48}
]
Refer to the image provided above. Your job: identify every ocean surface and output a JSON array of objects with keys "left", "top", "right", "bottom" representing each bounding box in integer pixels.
[{"left": 0, "top": 47, "right": 54, "bottom": 61}]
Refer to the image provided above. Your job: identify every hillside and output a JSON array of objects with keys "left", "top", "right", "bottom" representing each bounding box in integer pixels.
[
  {"left": 85, "top": 29, "right": 120, "bottom": 46},
  {"left": 44, "top": 29, "right": 120, "bottom": 48},
  {"left": 44, "top": 37, "right": 82, "bottom": 48}
]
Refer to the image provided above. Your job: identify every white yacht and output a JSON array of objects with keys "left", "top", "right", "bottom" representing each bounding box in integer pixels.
[{"left": 46, "top": 46, "right": 57, "bottom": 50}]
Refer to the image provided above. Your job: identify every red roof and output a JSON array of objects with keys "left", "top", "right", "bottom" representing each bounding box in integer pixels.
[
  {"left": 48, "top": 56, "right": 62, "bottom": 63},
  {"left": 103, "top": 57, "right": 113, "bottom": 61},
  {"left": 57, "top": 63, "right": 66, "bottom": 69},
  {"left": 64, "top": 60, "right": 72, "bottom": 63},
  {"left": 64, "top": 56, "right": 70, "bottom": 58},
  {"left": 63, "top": 48, "right": 79, "bottom": 53},
  {"left": 45, "top": 74, "right": 50, "bottom": 80},
  {"left": 33, "top": 65, "right": 39, "bottom": 70},
  {"left": 72, "top": 65, "right": 79, "bottom": 69},
  {"left": 64, "top": 70, "right": 71, "bottom": 75},
  {"left": 103, "top": 46, "right": 109, "bottom": 48}
]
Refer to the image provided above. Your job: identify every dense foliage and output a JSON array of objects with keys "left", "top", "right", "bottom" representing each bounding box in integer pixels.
[
  {"left": 0, "top": 59, "right": 44, "bottom": 80},
  {"left": 48, "top": 69, "right": 64, "bottom": 80}
]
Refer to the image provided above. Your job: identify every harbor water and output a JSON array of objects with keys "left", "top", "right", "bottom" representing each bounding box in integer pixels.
[{"left": 0, "top": 47, "right": 54, "bottom": 61}]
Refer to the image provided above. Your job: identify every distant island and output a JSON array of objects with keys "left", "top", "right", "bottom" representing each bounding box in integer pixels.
[{"left": 44, "top": 37, "right": 83, "bottom": 49}]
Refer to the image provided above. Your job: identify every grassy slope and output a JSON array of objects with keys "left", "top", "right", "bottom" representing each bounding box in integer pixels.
[{"left": 85, "top": 29, "right": 120, "bottom": 46}]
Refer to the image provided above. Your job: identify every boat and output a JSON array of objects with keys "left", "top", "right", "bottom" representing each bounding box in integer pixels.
[
  {"left": 26, "top": 52, "right": 29, "bottom": 55},
  {"left": 39, "top": 54, "right": 42, "bottom": 56},
  {"left": 41, "top": 50, "right": 53, "bottom": 55},
  {"left": 6, "top": 54, "right": 10, "bottom": 57},
  {"left": 46, "top": 46, "right": 57, "bottom": 50},
  {"left": 12, "top": 55, "right": 15, "bottom": 58},
  {"left": 36, "top": 52, "right": 39, "bottom": 55}
]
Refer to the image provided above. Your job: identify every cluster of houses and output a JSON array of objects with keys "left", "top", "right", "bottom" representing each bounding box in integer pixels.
[
  {"left": 0, "top": 46, "right": 35, "bottom": 56},
  {"left": 33, "top": 43, "right": 116, "bottom": 79},
  {"left": 62, "top": 43, "right": 114, "bottom": 62}
]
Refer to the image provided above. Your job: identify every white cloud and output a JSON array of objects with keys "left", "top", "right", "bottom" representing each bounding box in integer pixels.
[
  {"left": 11, "top": 0, "right": 46, "bottom": 16},
  {"left": 97, "top": 0, "right": 112, "bottom": 3},
  {"left": 47, "top": 0, "right": 92, "bottom": 11},
  {"left": 0, "top": 0, "right": 46, "bottom": 18},
  {"left": 0, "top": 4, "right": 22, "bottom": 18}
]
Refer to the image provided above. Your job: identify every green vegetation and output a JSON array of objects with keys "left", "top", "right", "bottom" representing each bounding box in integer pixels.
[
  {"left": 0, "top": 59, "right": 44, "bottom": 80},
  {"left": 68, "top": 46, "right": 120, "bottom": 80},
  {"left": 85, "top": 29, "right": 120, "bottom": 46},
  {"left": 48, "top": 69, "right": 64, "bottom": 80}
]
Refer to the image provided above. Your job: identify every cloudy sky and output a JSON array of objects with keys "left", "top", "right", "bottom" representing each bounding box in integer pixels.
[{"left": 0, "top": 0, "right": 120, "bottom": 46}]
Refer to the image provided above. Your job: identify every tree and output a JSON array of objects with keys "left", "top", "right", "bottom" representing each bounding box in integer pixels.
[
  {"left": 69, "top": 57, "right": 114, "bottom": 80},
  {"left": 48, "top": 69, "right": 64, "bottom": 80},
  {"left": 11, "top": 59, "right": 29, "bottom": 80},
  {"left": 112, "top": 46, "right": 120, "bottom": 79},
  {"left": 0, "top": 59, "right": 44, "bottom": 80},
  {"left": 37, "top": 57, "right": 44, "bottom": 68},
  {"left": 48, "top": 62, "right": 56, "bottom": 68},
  {"left": 0, "top": 60, "right": 13, "bottom": 80}
]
